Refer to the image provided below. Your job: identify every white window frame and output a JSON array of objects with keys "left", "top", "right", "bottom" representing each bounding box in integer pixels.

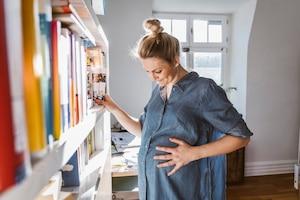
[
  {"left": 153, "top": 13, "right": 229, "bottom": 85},
  {"left": 189, "top": 14, "right": 228, "bottom": 48}
]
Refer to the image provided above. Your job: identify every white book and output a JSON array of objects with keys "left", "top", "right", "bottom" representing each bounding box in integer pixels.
[{"left": 60, "top": 28, "right": 71, "bottom": 133}]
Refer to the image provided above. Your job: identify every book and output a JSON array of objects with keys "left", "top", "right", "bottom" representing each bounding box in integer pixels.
[
  {"left": 60, "top": 28, "right": 71, "bottom": 133},
  {"left": 51, "top": 20, "right": 62, "bottom": 140},
  {"left": 69, "top": 33, "right": 77, "bottom": 127},
  {"left": 80, "top": 41, "right": 88, "bottom": 118},
  {"left": 61, "top": 151, "right": 80, "bottom": 187},
  {"left": 22, "top": 0, "right": 47, "bottom": 159},
  {"left": 39, "top": 0, "right": 54, "bottom": 145},
  {"left": 0, "top": 0, "right": 22, "bottom": 191},
  {"left": 52, "top": 2, "right": 75, "bottom": 14},
  {"left": 88, "top": 130, "right": 95, "bottom": 156},
  {"left": 4, "top": 0, "right": 32, "bottom": 184},
  {"left": 50, "top": 0, "right": 69, "bottom": 6},
  {"left": 74, "top": 35, "right": 83, "bottom": 124}
]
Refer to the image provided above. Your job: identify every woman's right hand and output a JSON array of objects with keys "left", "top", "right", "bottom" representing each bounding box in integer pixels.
[
  {"left": 95, "top": 94, "right": 142, "bottom": 137},
  {"left": 94, "top": 94, "right": 118, "bottom": 113}
]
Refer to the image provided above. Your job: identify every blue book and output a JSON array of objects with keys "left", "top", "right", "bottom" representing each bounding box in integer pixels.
[
  {"left": 61, "top": 150, "right": 80, "bottom": 187},
  {"left": 39, "top": 0, "right": 54, "bottom": 144}
]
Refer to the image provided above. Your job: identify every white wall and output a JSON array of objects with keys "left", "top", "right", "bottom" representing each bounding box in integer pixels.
[
  {"left": 229, "top": 0, "right": 257, "bottom": 117},
  {"left": 98, "top": 0, "right": 153, "bottom": 126},
  {"left": 244, "top": 0, "right": 300, "bottom": 176}
]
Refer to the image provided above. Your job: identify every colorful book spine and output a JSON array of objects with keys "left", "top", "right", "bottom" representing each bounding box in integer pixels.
[
  {"left": 80, "top": 43, "right": 88, "bottom": 118},
  {"left": 61, "top": 150, "right": 80, "bottom": 187},
  {"left": 75, "top": 35, "right": 83, "bottom": 123},
  {"left": 5, "top": 0, "right": 32, "bottom": 179},
  {"left": 0, "top": 0, "right": 33, "bottom": 192},
  {"left": 0, "top": 0, "right": 20, "bottom": 192},
  {"left": 60, "top": 28, "right": 71, "bottom": 133},
  {"left": 22, "top": 0, "right": 47, "bottom": 159},
  {"left": 88, "top": 131, "right": 94, "bottom": 156},
  {"left": 39, "top": 0, "right": 54, "bottom": 145},
  {"left": 51, "top": 20, "right": 62, "bottom": 140},
  {"left": 69, "top": 33, "right": 77, "bottom": 127}
]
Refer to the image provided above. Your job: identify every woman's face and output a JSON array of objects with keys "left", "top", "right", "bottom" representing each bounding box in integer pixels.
[{"left": 141, "top": 57, "right": 178, "bottom": 87}]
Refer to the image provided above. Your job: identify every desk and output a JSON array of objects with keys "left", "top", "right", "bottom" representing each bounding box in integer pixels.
[
  {"left": 111, "top": 149, "right": 139, "bottom": 177},
  {"left": 111, "top": 132, "right": 139, "bottom": 200}
]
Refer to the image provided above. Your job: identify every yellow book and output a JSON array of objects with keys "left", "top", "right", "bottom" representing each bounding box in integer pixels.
[{"left": 22, "top": 0, "right": 47, "bottom": 159}]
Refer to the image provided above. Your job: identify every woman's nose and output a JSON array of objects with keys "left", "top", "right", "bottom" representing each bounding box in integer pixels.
[{"left": 148, "top": 72, "right": 156, "bottom": 81}]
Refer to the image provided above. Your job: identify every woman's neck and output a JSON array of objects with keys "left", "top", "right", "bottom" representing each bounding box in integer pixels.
[
  {"left": 165, "top": 65, "right": 188, "bottom": 100},
  {"left": 174, "top": 65, "right": 188, "bottom": 84}
]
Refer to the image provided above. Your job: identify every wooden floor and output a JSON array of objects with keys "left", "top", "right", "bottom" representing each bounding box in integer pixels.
[{"left": 226, "top": 173, "right": 299, "bottom": 200}]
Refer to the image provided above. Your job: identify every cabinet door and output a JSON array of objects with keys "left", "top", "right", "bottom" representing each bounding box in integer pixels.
[{"left": 227, "top": 147, "right": 245, "bottom": 184}]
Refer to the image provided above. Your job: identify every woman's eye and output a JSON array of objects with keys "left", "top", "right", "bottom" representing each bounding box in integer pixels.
[{"left": 155, "top": 70, "right": 162, "bottom": 74}]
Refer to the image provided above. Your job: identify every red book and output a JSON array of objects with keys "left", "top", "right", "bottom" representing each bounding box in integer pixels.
[
  {"left": 0, "top": 1, "right": 16, "bottom": 191},
  {"left": 52, "top": 2, "right": 75, "bottom": 14},
  {"left": 0, "top": 0, "right": 28, "bottom": 192}
]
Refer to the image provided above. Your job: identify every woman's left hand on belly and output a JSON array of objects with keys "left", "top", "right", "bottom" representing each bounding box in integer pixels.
[{"left": 154, "top": 137, "right": 196, "bottom": 176}]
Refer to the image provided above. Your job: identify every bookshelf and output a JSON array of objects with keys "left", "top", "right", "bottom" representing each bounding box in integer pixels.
[{"left": 0, "top": 0, "right": 111, "bottom": 199}]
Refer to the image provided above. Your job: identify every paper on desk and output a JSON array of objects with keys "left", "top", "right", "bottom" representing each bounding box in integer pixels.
[{"left": 112, "top": 132, "right": 141, "bottom": 153}]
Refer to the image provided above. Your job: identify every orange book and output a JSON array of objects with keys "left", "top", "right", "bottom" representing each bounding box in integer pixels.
[
  {"left": 51, "top": 20, "right": 62, "bottom": 140},
  {"left": 22, "top": 0, "right": 47, "bottom": 159}
]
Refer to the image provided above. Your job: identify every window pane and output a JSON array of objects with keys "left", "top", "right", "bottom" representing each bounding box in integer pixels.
[
  {"left": 193, "top": 20, "right": 222, "bottom": 43},
  {"left": 160, "top": 19, "right": 171, "bottom": 34},
  {"left": 193, "top": 52, "right": 221, "bottom": 84},
  {"left": 180, "top": 52, "right": 187, "bottom": 68},
  {"left": 208, "top": 20, "right": 222, "bottom": 43},
  {"left": 158, "top": 19, "right": 186, "bottom": 43},
  {"left": 172, "top": 20, "right": 187, "bottom": 43},
  {"left": 193, "top": 20, "right": 207, "bottom": 43}
]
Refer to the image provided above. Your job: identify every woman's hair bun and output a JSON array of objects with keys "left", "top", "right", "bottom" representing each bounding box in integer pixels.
[{"left": 144, "top": 19, "right": 164, "bottom": 36}]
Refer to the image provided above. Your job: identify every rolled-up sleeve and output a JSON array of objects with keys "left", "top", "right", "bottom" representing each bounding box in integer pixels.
[{"left": 201, "top": 80, "right": 253, "bottom": 138}]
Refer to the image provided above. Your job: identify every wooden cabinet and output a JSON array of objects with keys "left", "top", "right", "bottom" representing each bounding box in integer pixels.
[{"left": 227, "top": 147, "right": 245, "bottom": 184}]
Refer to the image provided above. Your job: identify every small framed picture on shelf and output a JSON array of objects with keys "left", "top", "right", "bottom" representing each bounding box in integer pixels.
[{"left": 87, "top": 67, "right": 107, "bottom": 107}]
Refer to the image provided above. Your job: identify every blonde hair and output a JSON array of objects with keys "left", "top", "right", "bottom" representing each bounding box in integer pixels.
[{"left": 135, "top": 18, "right": 180, "bottom": 65}]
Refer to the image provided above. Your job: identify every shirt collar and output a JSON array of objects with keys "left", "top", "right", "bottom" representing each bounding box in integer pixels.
[{"left": 172, "top": 71, "right": 199, "bottom": 92}]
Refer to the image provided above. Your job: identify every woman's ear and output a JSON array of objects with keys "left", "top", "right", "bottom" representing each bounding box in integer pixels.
[{"left": 174, "top": 56, "right": 180, "bottom": 67}]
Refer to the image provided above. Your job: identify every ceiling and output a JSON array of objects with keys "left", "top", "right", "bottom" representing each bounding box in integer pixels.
[{"left": 152, "top": 0, "right": 252, "bottom": 14}]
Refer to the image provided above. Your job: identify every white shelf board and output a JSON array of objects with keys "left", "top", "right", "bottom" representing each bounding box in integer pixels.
[{"left": 69, "top": 0, "right": 108, "bottom": 50}]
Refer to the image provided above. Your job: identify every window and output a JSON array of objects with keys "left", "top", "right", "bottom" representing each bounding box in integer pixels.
[{"left": 153, "top": 13, "right": 228, "bottom": 85}]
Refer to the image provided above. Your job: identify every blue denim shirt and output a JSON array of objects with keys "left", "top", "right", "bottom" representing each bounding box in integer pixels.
[{"left": 138, "top": 72, "right": 253, "bottom": 200}]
